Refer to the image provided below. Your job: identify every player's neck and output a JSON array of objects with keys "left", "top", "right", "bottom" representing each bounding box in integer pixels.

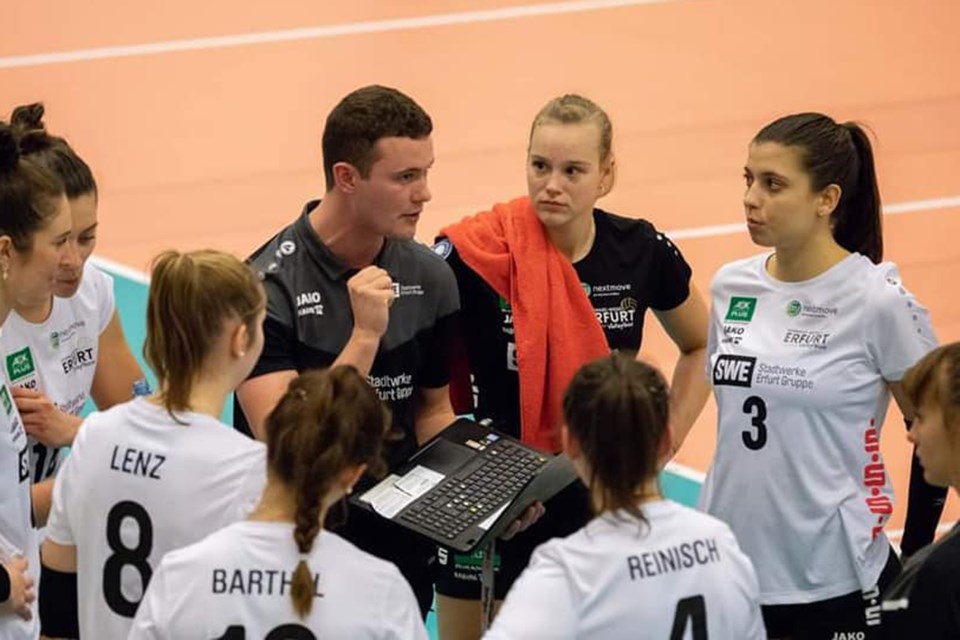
[
  {"left": 310, "top": 197, "right": 385, "bottom": 269},
  {"left": 0, "top": 289, "right": 9, "bottom": 327},
  {"left": 546, "top": 209, "right": 596, "bottom": 263},
  {"left": 248, "top": 477, "right": 331, "bottom": 525},
  {"left": 591, "top": 479, "right": 663, "bottom": 514},
  {"left": 769, "top": 235, "right": 849, "bottom": 282},
  {"left": 179, "top": 376, "right": 231, "bottom": 420},
  {"left": 13, "top": 296, "right": 53, "bottom": 324}
]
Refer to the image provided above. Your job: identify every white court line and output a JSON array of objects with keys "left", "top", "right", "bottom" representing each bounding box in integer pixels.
[
  {"left": 666, "top": 195, "right": 960, "bottom": 241},
  {"left": 90, "top": 255, "right": 150, "bottom": 285},
  {"left": 664, "top": 461, "right": 706, "bottom": 483},
  {"left": 91, "top": 193, "right": 960, "bottom": 287},
  {"left": 0, "top": 0, "right": 684, "bottom": 69},
  {"left": 92, "top": 194, "right": 959, "bottom": 488}
]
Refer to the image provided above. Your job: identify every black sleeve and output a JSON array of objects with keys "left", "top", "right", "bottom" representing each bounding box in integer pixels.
[
  {"left": 648, "top": 230, "right": 693, "bottom": 311},
  {"left": 417, "top": 256, "right": 461, "bottom": 390},
  {"left": 39, "top": 565, "right": 79, "bottom": 638},
  {"left": 0, "top": 563, "right": 9, "bottom": 603},
  {"left": 248, "top": 314, "right": 299, "bottom": 379},
  {"left": 901, "top": 443, "right": 948, "bottom": 557},
  {"left": 903, "top": 555, "right": 960, "bottom": 639}
]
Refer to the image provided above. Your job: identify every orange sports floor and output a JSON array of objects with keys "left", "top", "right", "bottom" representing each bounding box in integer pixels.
[{"left": 4, "top": 0, "right": 960, "bottom": 540}]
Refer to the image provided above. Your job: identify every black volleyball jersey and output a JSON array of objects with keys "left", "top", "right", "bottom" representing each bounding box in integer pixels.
[{"left": 436, "top": 208, "right": 691, "bottom": 440}]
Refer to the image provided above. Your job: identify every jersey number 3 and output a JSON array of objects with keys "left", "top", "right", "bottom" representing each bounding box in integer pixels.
[
  {"left": 741, "top": 396, "right": 768, "bottom": 451},
  {"left": 103, "top": 500, "right": 153, "bottom": 617}
]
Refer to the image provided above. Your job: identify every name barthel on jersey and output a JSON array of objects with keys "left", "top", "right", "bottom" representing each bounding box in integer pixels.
[
  {"left": 212, "top": 568, "right": 322, "bottom": 597},
  {"left": 627, "top": 537, "right": 721, "bottom": 580},
  {"left": 712, "top": 355, "right": 757, "bottom": 388}
]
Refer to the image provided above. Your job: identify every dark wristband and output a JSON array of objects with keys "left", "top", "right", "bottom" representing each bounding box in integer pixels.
[{"left": 0, "top": 564, "right": 10, "bottom": 603}]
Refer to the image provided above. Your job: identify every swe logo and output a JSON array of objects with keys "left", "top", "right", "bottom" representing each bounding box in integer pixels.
[{"left": 712, "top": 355, "right": 756, "bottom": 388}]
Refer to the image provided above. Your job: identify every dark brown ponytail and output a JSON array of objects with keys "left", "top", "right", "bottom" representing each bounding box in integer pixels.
[
  {"left": 753, "top": 113, "right": 883, "bottom": 263},
  {"left": 563, "top": 353, "right": 670, "bottom": 524},
  {"left": 264, "top": 367, "right": 390, "bottom": 618}
]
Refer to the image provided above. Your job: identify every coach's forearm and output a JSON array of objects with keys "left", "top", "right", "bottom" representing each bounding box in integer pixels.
[{"left": 333, "top": 329, "right": 381, "bottom": 377}]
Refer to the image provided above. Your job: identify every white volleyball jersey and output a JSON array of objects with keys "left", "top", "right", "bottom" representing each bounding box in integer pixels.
[
  {"left": 486, "top": 500, "right": 765, "bottom": 640},
  {"left": 1, "top": 261, "right": 114, "bottom": 484},
  {"left": 0, "top": 361, "right": 39, "bottom": 639},
  {"left": 129, "top": 521, "right": 429, "bottom": 640},
  {"left": 698, "top": 253, "right": 937, "bottom": 605},
  {"left": 44, "top": 397, "right": 267, "bottom": 640}
]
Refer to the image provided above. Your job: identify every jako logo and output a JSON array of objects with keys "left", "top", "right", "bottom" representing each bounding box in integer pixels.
[
  {"left": 712, "top": 355, "right": 756, "bottom": 388},
  {"left": 831, "top": 633, "right": 865, "bottom": 640}
]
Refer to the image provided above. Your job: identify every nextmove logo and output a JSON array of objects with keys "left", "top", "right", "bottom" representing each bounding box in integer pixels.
[
  {"left": 786, "top": 300, "right": 802, "bottom": 317},
  {"left": 724, "top": 297, "right": 757, "bottom": 323},
  {"left": 6, "top": 347, "right": 35, "bottom": 382}
]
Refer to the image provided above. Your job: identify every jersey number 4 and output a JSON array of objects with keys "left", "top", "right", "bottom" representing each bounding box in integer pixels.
[
  {"left": 741, "top": 396, "right": 768, "bottom": 451},
  {"left": 214, "top": 625, "right": 316, "bottom": 639},
  {"left": 670, "top": 595, "right": 707, "bottom": 639},
  {"left": 103, "top": 500, "right": 153, "bottom": 617}
]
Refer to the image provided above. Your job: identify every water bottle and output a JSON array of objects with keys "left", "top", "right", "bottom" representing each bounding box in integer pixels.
[{"left": 132, "top": 378, "right": 152, "bottom": 398}]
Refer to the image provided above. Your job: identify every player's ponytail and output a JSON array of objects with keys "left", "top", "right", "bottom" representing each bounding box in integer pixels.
[
  {"left": 264, "top": 367, "right": 391, "bottom": 618},
  {"left": 753, "top": 113, "right": 883, "bottom": 263},
  {"left": 145, "top": 250, "right": 264, "bottom": 417},
  {"left": 0, "top": 120, "right": 64, "bottom": 253},
  {"left": 10, "top": 103, "right": 97, "bottom": 199},
  {"left": 563, "top": 353, "right": 670, "bottom": 524}
]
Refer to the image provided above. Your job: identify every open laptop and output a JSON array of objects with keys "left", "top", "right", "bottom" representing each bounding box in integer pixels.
[{"left": 352, "top": 418, "right": 578, "bottom": 553}]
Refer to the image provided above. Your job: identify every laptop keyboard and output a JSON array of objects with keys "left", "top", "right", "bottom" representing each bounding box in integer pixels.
[{"left": 399, "top": 439, "right": 548, "bottom": 541}]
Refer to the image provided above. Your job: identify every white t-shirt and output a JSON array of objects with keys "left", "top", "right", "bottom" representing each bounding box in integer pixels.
[
  {"left": 0, "top": 360, "right": 40, "bottom": 639},
  {"left": 699, "top": 253, "right": 937, "bottom": 605},
  {"left": 486, "top": 500, "right": 764, "bottom": 640},
  {"left": 45, "top": 397, "right": 267, "bottom": 640},
  {"left": 1, "top": 261, "right": 114, "bottom": 484},
  {"left": 129, "top": 520, "right": 429, "bottom": 640}
]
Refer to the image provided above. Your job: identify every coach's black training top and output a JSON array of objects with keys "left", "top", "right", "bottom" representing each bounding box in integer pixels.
[
  {"left": 235, "top": 201, "right": 460, "bottom": 469},
  {"left": 436, "top": 207, "right": 692, "bottom": 441},
  {"left": 882, "top": 523, "right": 960, "bottom": 639}
]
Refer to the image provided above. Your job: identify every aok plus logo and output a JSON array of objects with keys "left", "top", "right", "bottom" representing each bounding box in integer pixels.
[
  {"left": 712, "top": 355, "right": 757, "bottom": 388},
  {"left": 724, "top": 297, "right": 757, "bottom": 323},
  {"left": 5, "top": 347, "right": 35, "bottom": 383}
]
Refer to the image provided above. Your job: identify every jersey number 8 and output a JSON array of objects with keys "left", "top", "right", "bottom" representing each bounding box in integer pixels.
[{"left": 103, "top": 500, "right": 153, "bottom": 617}]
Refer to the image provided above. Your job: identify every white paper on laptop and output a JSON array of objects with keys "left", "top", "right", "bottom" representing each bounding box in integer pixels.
[{"left": 358, "top": 466, "right": 445, "bottom": 519}]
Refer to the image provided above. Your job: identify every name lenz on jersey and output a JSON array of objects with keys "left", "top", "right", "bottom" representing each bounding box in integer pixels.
[{"left": 44, "top": 398, "right": 267, "bottom": 639}]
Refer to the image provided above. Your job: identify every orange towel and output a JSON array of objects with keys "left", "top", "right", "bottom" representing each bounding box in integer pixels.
[{"left": 441, "top": 196, "right": 609, "bottom": 452}]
